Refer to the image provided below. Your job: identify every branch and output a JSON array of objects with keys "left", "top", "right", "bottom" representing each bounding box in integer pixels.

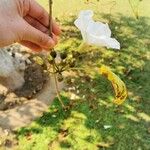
[
  {"left": 49, "top": 0, "right": 53, "bottom": 37},
  {"left": 53, "top": 64, "right": 65, "bottom": 108}
]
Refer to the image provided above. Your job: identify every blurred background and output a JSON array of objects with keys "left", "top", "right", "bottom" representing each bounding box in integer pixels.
[{"left": 37, "top": 0, "right": 150, "bottom": 18}]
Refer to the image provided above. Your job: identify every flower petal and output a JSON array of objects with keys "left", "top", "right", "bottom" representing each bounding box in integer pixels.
[
  {"left": 74, "top": 10, "right": 93, "bottom": 31},
  {"left": 103, "top": 38, "right": 120, "bottom": 49},
  {"left": 87, "top": 22, "right": 111, "bottom": 37},
  {"left": 86, "top": 33, "right": 120, "bottom": 49},
  {"left": 74, "top": 10, "right": 94, "bottom": 41},
  {"left": 74, "top": 10, "right": 120, "bottom": 50},
  {"left": 86, "top": 22, "right": 120, "bottom": 49}
]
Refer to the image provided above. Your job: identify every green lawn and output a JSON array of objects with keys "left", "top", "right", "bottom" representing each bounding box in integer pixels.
[{"left": 13, "top": 0, "right": 150, "bottom": 149}]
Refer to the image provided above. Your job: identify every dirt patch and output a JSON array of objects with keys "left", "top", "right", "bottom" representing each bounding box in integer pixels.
[
  {"left": 0, "top": 63, "right": 49, "bottom": 111},
  {"left": 15, "top": 63, "right": 49, "bottom": 99},
  {"left": 0, "top": 45, "right": 49, "bottom": 111},
  {"left": 0, "top": 45, "right": 64, "bottom": 131}
]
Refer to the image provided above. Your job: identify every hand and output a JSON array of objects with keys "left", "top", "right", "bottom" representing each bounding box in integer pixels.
[{"left": 0, "top": 0, "right": 61, "bottom": 51}]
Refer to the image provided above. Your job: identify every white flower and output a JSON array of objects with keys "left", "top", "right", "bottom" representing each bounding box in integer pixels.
[{"left": 74, "top": 10, "right": 120, "bottom": 49}]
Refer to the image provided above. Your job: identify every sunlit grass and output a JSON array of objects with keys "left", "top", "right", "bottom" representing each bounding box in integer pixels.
[{"left": 15, "top": 0, "right": 150, "bottom": 150}]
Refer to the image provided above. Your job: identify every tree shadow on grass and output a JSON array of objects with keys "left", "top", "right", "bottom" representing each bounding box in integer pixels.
[
  {"left": 17, "top": 14, "right": 150, "bottom": 149},
  {"left": 101, "top": 13, "right": 150, "bottom": 47},
  {"left": 68, "top": 13, "right": 150, "bottom": 104},
  {"left": 58, "top": 13, "right": 150, "bottom": 149},
  {"left": 72, "top": 14, "right": 150, "bottom": 148},
  {"left": 62, "top": 70, "right": 150, "bottom": 149},
  {"left": 17, "top": 96, "right": 71, "bottom": 135}
]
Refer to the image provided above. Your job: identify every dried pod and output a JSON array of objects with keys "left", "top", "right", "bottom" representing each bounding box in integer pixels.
[
  {"left": 60, "top": 52, "right": 67, "bottom": 60},
  {"left": 50, "top": 50, "right": 57, "bottom": 59}
]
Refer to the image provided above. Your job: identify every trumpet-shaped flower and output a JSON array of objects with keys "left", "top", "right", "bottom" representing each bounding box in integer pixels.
[{"left": 74, "top": 10, "right": 120, "bottom": 49}]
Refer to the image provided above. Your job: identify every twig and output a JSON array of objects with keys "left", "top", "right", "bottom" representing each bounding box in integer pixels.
[
  {"left": 128, "top": 0, "right": 139, "bottom": 19},
  {"left": 53, "top": 65, "right": 65, "bottom": 108},
  {"left": 49, "top": 0, "right": 64, "bottom": 108},
  {"left": 109, "top": 1, "right": 116, "bottom": 18},
  {"left": 49, "top": 0, "right": 53, "bottom": 37}
]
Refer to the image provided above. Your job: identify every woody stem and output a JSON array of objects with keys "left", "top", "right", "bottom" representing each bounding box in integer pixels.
[{"left": 49, "top": 0, "right": 53, "bottom": 37}]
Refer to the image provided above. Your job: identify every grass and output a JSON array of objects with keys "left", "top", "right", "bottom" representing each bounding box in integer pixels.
[{"left": 3, "top": 0, "right": 150, "bottom": 149}]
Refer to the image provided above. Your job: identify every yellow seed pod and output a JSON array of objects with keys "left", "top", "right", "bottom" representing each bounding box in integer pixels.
[{"left": 100, "top": 65, "right": 128, "bottom": 105}]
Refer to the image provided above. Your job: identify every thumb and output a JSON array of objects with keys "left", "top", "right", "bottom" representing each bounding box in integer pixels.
[{"left": 22, "top": 22, "right": 55, "bottom": 49}]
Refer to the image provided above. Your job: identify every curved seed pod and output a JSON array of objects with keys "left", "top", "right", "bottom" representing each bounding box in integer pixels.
[{"left": 100, "top": 65, "right": 127, "bottom": 105}]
